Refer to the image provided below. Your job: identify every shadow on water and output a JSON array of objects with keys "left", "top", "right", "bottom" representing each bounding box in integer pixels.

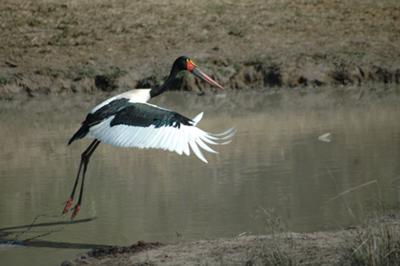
[{"left": 0, "top": 216, "right": 111, "bottom": 250}]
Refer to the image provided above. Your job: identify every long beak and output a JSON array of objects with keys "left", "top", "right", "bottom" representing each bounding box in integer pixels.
[{"left": 192, "top": 67, "right": 224, "bottom": 90}]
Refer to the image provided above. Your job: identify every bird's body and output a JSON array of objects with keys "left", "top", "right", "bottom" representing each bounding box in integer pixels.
[
  {"left": 63, "top": 56, "right": 235, "bottom": 219},
  {"left": 69, "top": 89, "right": 232, "bottom": 162},
  {"left": 68, "top": 89, "right": 151, "bottom": 145}
]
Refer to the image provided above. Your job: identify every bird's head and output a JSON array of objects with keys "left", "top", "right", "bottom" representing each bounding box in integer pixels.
[{"left": 172, "top": 56, "right": 224, "bottom": 90}]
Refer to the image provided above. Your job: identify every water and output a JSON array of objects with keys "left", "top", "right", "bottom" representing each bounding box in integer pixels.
[{"left": 1, "top": 92, "right": 400, "bottom": 265}]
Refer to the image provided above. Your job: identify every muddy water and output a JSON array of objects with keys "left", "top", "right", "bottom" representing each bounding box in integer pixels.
[{"left": 1, "top": 92, "right": 400, "bottom": 265}]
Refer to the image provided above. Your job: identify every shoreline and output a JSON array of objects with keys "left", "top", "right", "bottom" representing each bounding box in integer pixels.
[
  {"left": 1, "top": 85, "right": 400, "bottom": 114},
  {"left": 1, "top": 59, "right": 399, "bottom": 102},
  {"left": 66, "top": 215, "right": 400, "bottom": 266}
]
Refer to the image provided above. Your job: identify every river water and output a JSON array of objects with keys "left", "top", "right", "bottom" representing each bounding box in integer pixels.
[{"left": 1, "top": 92, "right": 399, "bottom": 265}]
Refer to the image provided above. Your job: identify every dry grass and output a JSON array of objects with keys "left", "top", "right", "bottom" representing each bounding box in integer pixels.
[{"left": 341, "top": 222, "right": 400, "bottom": 266}]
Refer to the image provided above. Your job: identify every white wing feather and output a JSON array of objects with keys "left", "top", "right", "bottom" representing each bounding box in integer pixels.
[{"left": 87, "top": 113, "right": 234, "bottom": 163}]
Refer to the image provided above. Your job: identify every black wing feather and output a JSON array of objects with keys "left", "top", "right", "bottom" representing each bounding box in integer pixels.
[
  {"left": 110, "top": 103, "right": 193, "bottom": 129},
  {"left": 68, "top": 98, "right": 132, "bottom": 144},
  {"left": 68, "top": 100, "right": 193, "bottom": 145}
]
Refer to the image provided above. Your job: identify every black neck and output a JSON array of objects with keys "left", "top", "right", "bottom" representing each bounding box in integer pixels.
[{"left": 150, "top": 65, "right": 180, "bottom": 98}]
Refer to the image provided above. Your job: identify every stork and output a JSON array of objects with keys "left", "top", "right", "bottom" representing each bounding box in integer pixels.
[{"left": 62, "top": 56, "right": 235, "bottom": 219}]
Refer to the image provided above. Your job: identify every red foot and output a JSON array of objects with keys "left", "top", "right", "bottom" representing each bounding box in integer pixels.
[
  {"left": 63, "top": 198, "right": 73, "bottom": 214},
  {"left": 71, "top": 205, "right": 81, "bottom": 220}
]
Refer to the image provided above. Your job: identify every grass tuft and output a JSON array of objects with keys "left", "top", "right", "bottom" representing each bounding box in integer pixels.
[{"left": 342, "top": 223, "right": 400, "bottom": 266}]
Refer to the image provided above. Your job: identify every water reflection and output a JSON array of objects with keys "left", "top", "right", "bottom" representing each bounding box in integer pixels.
[{"left": 0, "top": 92, "right": 400, "bottom": 265}]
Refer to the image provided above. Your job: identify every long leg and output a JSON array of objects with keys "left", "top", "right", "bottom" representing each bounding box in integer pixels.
[
  {"left": 62, "top": 140, "right": 100, "bottom": 215},
  {"left": 71, "top": 140, "right": 100, "bottom": 219}
]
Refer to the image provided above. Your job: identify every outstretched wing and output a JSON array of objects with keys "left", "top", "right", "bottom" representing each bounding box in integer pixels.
[{"left": 87, "top": 103, "right": 235, "bottom": 163}]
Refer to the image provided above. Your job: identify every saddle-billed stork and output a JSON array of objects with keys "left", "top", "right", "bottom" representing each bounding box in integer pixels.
[{"left": 63, "top": 56, "right": 235, "bottom": 219}]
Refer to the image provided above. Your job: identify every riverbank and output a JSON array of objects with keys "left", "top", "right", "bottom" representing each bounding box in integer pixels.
[
  {"left": 66, "top": 214, "right": 400, "bottom": 266},
  {"left": 1, "top": 0, "right": 399, "bottom": 101}
]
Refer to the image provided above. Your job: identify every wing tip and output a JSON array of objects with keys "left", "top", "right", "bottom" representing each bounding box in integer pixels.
[
  {"left": 204, "top": 127, "right": 236, "bottom": 144},
  {"left": 192, "top": 112, "right": 204, "bottom": 126},
  {"left": 68, "top": 126, "right": 89, "bottom": 145}
]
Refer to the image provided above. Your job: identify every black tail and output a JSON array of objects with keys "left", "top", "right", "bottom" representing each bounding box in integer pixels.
[{"left": 68, "top": 126, "right": 89, "bottom": 145}]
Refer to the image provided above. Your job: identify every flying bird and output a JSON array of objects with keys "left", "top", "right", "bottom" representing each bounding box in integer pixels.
[{"left": 63, "top": 56, "right": 235, "bottom": 219}]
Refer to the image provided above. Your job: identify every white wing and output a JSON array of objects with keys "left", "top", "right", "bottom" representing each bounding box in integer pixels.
[{"left": 87, "top": 108, "right": 235, "bottom": 163}]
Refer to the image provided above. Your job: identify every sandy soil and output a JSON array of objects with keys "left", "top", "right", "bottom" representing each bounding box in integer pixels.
[
  {"left": 0, "top": 0, "right": 399, "bottom": 101},
  {"left": 69, "top": 232, "right": 348, "bottom": 266},
  {"left": 64, "top": 216, "right": 400, "bottom": 266}
]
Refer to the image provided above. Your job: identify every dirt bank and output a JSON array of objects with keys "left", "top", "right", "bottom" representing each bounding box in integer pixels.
[
  {"left": 1, "top": 0, "right": 400, "bottom": 101},
  {"left": 65, "top": 216, "right": 400, "bottom": 266}
]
